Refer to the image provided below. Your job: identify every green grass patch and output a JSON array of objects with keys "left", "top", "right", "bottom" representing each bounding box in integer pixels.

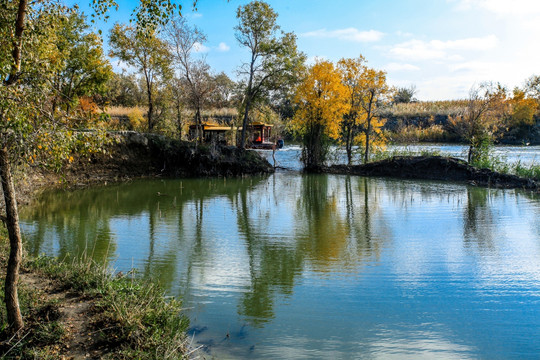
[
  {"left": 0, "top": 230, "right": 190, "bottom": 359},
  {"left": 26, "top": 255, "right": 190, "bottom": 359}
]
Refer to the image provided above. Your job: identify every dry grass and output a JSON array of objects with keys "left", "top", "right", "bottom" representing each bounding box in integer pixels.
[
  {"left": 382, "top": 100, "right": 469, "bottom": 117},
  {"left": 106, "top": 106, "right": 238, "bottom": 118},
  {"left": 106, "top": 106, "right": 147, "bottom": 118}
]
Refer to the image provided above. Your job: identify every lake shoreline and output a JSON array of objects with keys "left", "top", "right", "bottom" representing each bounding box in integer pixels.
[
  {"left": 0, "top": 229, "right": 192, "bottom": 359},
  {"left": 13, "top": 132, "right": 275, "bottom": 207},
  {"left": 322, "top": 155, "right": 540, "bottom": 190}
]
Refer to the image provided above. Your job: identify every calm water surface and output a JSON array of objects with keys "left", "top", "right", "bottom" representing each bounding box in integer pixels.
[
  {"left": 263, "top": 143, "right": 540, "bottom": 170},
  {"left": 19, "top": 146, "right": 540, "bottom": 359}
]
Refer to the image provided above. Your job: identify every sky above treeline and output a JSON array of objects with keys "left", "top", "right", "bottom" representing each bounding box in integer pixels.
[{"left": 69, "top": 0, "right": 540, "bottom": 101}]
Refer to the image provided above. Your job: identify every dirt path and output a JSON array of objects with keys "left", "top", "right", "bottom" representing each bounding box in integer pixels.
[{"left": 20, "top": 272, "right": 103, "bottom": 359}]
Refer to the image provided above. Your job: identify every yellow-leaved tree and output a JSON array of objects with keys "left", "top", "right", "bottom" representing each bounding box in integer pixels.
[
  {"left": 509, "top": 88, "right": 538, "bottom": 133},
  {"left": 337, "top": 56, "right": 365, "bottom": 165},
  {"left": 358, "top": 67, "right": 390, "bottom": 163},
  {"left": 292, "top": 60, "right": 348, "bottom": 170}
]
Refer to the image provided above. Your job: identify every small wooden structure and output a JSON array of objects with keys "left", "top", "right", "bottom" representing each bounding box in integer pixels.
[
  {"left": 188, "top": 123, "right": 233, "bottom": 144},
  {"left": 245, "top": 122, "right": 275, "bottom": 150},
  {"left": 188, "top": 121, "right": 279, "bottom": 150}
]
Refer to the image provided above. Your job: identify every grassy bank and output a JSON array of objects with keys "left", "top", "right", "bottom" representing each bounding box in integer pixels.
[
  {"left": 0, "top": 229, "right": 191, "bottom": 359},
  {"left": 371, "top": 147, "right": 540, "bottom": 182}
]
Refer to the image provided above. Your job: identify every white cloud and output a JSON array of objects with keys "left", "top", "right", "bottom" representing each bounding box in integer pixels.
[
  {"left": 302, "top": 28, "right": 384, "bottom": 42},
  {"left": 389, "top": 35, "right": 498, "bottom": 61},
  {"left": 217, "top": 42, "right": 230, "bottom": 52},
  {"left": 451, "top": 0, "right": 540, "bottom": 15},
  {"left": 193, "top": 42, "right": 209, "bottom": 53},
  {"left": 396, "top": 30, "right": 414, "bottom": 38},
  {"left": 384, "top": 63, "right": 420, "bottom": 72}
]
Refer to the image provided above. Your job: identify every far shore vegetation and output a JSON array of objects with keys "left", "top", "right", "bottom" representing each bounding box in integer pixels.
[{"left": 1, "top": 0, "right": 540, "bottom": 357}]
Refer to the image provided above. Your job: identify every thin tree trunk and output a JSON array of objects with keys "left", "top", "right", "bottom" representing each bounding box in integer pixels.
[
  {"left": 0, "top": 147, "right": 24, "bottom": 332},
  {"left": 240, "top": 97, "right": 251, "bottom": 149},
  {"left": 195, "top": 107, "right": 203, "bottom": 144},
  {"left": 147, "top": 100, "right": 154, "bottom": 132},
  {"left": 364, "top": 117, "right": 371, "bottom": 164},
  {"left": 240, "top": 56, "right": 256, "bottom": 149},
  {"left": 346, "top": 125, "right": 352, "bottom": 165},
  {"left": 176, "top": 102, "right": 182, "bottom": 139},
  {"left": 1, "top": 0, "right": 28, "bottom": 334}
]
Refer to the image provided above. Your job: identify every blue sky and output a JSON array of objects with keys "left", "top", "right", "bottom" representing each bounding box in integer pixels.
[{"left": 72, "top": 0, "right": 540, "bottom": 101}]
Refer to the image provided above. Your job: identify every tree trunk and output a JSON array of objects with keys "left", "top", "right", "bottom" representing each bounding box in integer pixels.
[
  {"left": 176, "top": 102, "right": 182, "bottom": 139},
  {"left": 345, "top": 125, "right": 352, "bottom": 165},
  {"left": 195, "top": 107, "right": 203, "bottom": 145},
  {"left": 0, "top": 147, "right": 24, "bottom": 332},
  {"left": 364, "top": 118, "right": 371, "bottom": 164},
  {"left": 147, "top": 101, "right": 154, "bottom": 132},
  {"left": 240, "top": 57, "right": 256, "bottom": 149},
  {"left": 1, "top": 0, "right": 28, "bottom": 334},
  {"left": 240, "top": 97, "right": 252, "bottom": 149}
]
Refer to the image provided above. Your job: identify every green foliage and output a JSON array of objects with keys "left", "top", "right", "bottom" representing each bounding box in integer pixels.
[
  {"left": 235, "top": 0, "right": 306, "bottom": 147},
  {"left": 514, "top": 161, "right": 540, "bottom": 180},
  {"left": 393, "top": 85, "right": 417, "bottom": 104},
  {"left": 109, "top": 23, "right": 172, "bottom": 131},
  {"left": 448, "top": 82, "right": 508, "bottom": 163},
  {"left": 469, "top": 135, "right": 495, "bottom": 168},
  {"left": 26, "top": 254, "right": 190, "bottom": 359},
  {"left": 370, "top": 146, "right": 442, "bottom": 162},
  {"left": 25, "top": 128, "right": 114, "bottom": 172},
  {"left": 106, "top": 72, "right": 145, "bottom": 107},
  {"left": 50, "top": 8, "right": 113, "bottom": 114}
]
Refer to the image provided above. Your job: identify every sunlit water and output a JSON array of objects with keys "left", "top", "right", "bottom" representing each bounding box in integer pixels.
[
  {"left": 19, "top": 144, "right": 540, "bottom": 359},
  {"left": 262, "top": 143, "right": 540, "bottom": 171}
]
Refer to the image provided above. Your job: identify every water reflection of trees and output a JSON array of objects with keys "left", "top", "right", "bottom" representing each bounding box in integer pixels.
[
  {"left": 233, "top": 174, "right": 392, "bottom": 325},
  {"left": 20, "top": 177, "right": 266, "bottom": 272},
  {"left": 463, "top": 187, "right": 496, "bottom": 253},
  {"left": 234, "top": 179, "right": 304, "bottom": 325},
  {"left": 23, "top": 174, "right": 400, "bottom": 327}
]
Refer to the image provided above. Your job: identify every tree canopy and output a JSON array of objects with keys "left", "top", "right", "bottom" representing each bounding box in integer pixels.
[
  {"left": 235, "top": 0, "right": 305, "bottom": 148},
  {"left": 292, "top": 60, "right": 347, "bottom": 169}
]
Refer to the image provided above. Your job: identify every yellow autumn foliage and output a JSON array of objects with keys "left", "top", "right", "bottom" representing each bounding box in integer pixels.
[
  {"left": 509, "top": 88, "right": 538, "bottom": 127},
  {"left": 292, "top": 60, "right": 348, "bottom": 168},
  {"left": 292, "top": 60, "right": 348, "bottom": 140}
]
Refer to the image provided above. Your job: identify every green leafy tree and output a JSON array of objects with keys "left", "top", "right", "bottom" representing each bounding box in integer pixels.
[
  {"left": 109, "top": 23, "right": 171, "bottom": 132},
  {"left": 50, "top": 9, "right": 112, "bottom": 116},
  {"left": 1, "top": 0, "right": 198, "bottom": 334},
  {"left": 105, "top": 71, "right": 145, "bottom": 107},
  {"left": 1, "top": 0, "right": 66, "bottom": 333},
  {"left": 210, "top": 72, "right": 236, "bottom": 108},
  {"left": 449, "top": 82, "right": 507, "bottom": 163},
  {"left": 235, "top": 0, "right": 305, "bottom": 148},
  {"left": 393, "top": 85, "right": 417, "bottom": 104}
]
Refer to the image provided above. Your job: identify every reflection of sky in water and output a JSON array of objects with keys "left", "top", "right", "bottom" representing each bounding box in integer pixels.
[{"left": 19, "top": 172, "right": 540, "bottom": 359}]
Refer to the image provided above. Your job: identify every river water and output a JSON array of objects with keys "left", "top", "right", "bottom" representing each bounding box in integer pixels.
[{"left": 19, "top": 144, "right": 540, "bottom": 359}]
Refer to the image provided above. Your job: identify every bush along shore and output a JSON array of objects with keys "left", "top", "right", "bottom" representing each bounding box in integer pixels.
[
  {"left": 72, "top": 131, "right": 274, "bottom": 180},
  {"left": 324, "top": 155, "right": 540, "bottom": 190},
  {"left": 11, "top": 131, "right": 274, "bottom": 207},
  {"left": 0, "top": 229, "right": 192, "bottom": 359}
]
